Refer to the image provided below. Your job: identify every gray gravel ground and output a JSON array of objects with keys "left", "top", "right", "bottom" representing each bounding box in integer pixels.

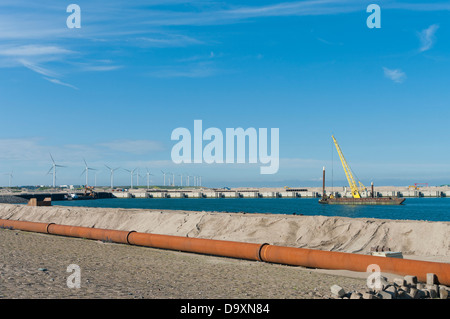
[{"left": 0, "top": 228, "right": 369, "bottom": 299}]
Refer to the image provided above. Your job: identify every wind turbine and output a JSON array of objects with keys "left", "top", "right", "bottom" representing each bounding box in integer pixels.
[
  {"left": 105, "top": 165, "right": 120, "bottom": 189},
  {"left": 124, "top": 168, "right": 136, "bottom": 189},
  {"left": 136, "top": 168, "right": 141, "bottom": 187},
  {"left": 194, "top": 175, "right": 201, "bottom": 187},
  {"left": 161, "top": 170, "right": 167, "bottom": 187},
  {"left": 4, "top": 171, "right": 13, "bottom": 188},
  {"left": 47, "top": 153, "right": 65, "bottom": 188},
  {"left": 165, "top": 172, "right": 174, "bottom": 186},
  {"left": 145, "top": 168, "right": 154, "bottom": 189},
  {"left": 178, "top": 173, "right": 183, "bottom": 187},
  {"left": 94, "top": 168, "right": 103, "bottom": 188},
  {"left": 81, "top": 158, "right": 96, "bottom": 187}
]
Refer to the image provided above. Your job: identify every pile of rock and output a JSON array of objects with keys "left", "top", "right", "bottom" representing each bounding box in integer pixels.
[
  {"left": 370, "top": 245, "right": 392, "bottom": 252},
  {"left": 331, "top": 273, "right": 450, "bottom": 299},
  {"left": 0, "top": 195, "right": 28, "bottom": 204}
]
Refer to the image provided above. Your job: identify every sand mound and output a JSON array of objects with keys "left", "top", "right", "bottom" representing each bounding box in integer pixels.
[{"left": 0, "top": 204, "right": 449, "bottom": 258}]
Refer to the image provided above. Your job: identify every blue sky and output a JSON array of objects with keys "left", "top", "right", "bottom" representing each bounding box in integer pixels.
[{"left": 0, "top": 0, "right": 450, "bottom": 187}]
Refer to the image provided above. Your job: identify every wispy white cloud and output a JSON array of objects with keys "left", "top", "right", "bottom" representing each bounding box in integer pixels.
[
  {"left": 0, "top": 45, "right": 73, "bottom": 57},
  {"left": 385, "top": 2, "right": 450, "bottom": 11},
  {"left": 135, "top": 33, "right": 204, "bottom": 48},
  {"left": 0, "top": 45, "right": 78, "bottom": 89},
  {"left": 226, "top": 0, "right": 355, "bottom": 17},
  {"left": 142, "top": 0, "right": 362, "bottom": 26},
  {"left": 0, "top": 137, "right": 165, "bottom": 162},
  {"left": 83, "top": 65, "right": 123, "bottom": 72},
  {"left": 0, "top": 1, "right": 446, "bottom": 86},
  {"left": 383, "top": 67, "right": 407, "bottom": 83},
  {"left": 418, "top": 24, "right": 439, "bottom": 52},
  {"left": 17, "top": 59, "right": 78, "bottom": 89},
  {"left": 75, "top": 61, "right": 123, "bottom": 72},
  {"left": 0, "top": 138, "right": 47, "bottom": 161},
  {"left": 43, "top": 77, "right": 78, "bottom": 90},
  {"left": 0, "top": 44, "right": 73, "bottom": 69},
  {"left": 19, "top": 59, "right": 58, "bottom": 77}
]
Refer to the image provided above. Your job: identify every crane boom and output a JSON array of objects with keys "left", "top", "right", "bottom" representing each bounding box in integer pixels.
[{"left": 332, "top": 135, "right": 365, "bottom": 199}]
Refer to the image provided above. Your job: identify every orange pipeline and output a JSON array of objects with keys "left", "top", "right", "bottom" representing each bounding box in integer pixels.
[
  {"left": 259, "top": 245, "right": 450, "bottom": 285},
  {"left": 0, "top": 219, "right": 53, "bottom": 234},
  {"left": 127, "top": 232, "right": 267, "bottom": 261},
  {"left": 47, "top": 224, "right": 135, "bottom": 245},
  {"left": 1, "top": 218, "right": 449, "bottom": 285}
]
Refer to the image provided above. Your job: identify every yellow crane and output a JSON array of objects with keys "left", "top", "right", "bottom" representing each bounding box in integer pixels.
[{"left": 332, "top": 135, "right": 366, "bottom": 199}]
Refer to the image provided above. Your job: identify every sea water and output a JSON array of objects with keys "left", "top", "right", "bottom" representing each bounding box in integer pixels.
[{"left": 55, "top": 197, "right": 450, "bottom": 222}]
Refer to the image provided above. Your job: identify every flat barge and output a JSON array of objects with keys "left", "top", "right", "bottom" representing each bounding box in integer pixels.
[
  {"left": 319, "top": 135, "right": 406, "bottom": 206},
  {"left": 319, "top": 196, "right": 405, "bottom": 205}
]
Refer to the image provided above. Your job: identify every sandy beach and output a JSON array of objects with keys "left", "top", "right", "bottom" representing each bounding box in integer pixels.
[{"left": 0, "top": 203, "right": 449, "bottom": 299}]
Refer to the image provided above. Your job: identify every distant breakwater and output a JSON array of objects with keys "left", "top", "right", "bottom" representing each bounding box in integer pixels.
[
  {"left": 0, "top": 195, "right": 28, "bottom": 204},
  {"left": 0, "top": 192, "right": 112, "bottom": 204}
]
